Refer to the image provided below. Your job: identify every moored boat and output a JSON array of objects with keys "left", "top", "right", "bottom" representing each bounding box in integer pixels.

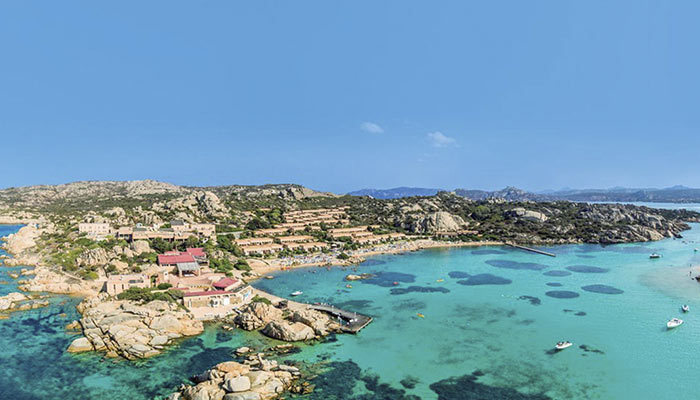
[
  {"left": 290, "top": 291, "right": 303, "bottom": 296},
  {"left": 667, "top": 318, "right": 683, "bottom": 329},
  {"left": 649, "top": 253, "right": 661, "bottom": 259},
  {"left": 682, "top": 305, "right": 690, "bottom": 313},
  {"left": 555, "top": 341, "right": 573, "bottom": 351}
]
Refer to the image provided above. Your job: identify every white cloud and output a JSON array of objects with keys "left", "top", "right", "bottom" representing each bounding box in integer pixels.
[
  {"left": 360, "top": 122, "right": 384, "bottom": 134},
  {"left": 427, "top": 131, "right": 456, "bottom": 147}
]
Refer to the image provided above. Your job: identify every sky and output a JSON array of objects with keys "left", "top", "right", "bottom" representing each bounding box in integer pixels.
[{"left": 1, "top": 1, "right": 700, "bottom": 194}]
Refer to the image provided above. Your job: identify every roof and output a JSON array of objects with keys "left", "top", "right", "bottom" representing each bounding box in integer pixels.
[
  {"left": 171, "top": 220, "right": 186, "bottom": 226},
  {"left": 176, "top": 262, "right": 201, "bottom": 272},
  {"left": 158, "top": 253, "right": 196, "bottom": 265},
  {"left": 186, "top": 248, "right": 205, "bottom": 257},
  {"left": 213, "top": 277, "right": 239, "bottom": 289},
  {"left": 183, "top": 290, "right": 230, "bottom": 297}
]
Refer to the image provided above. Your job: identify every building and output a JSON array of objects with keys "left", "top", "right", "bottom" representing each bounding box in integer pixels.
[
  {"left": 158, "top": 253, "right": 196, "bottom": 267},
  {"left": 241, "top": 244, "right": 284, "bottom": 256},
  {"left": 176, "top": 262, "right": 201, "bottom": 277},
  {"left": 276, "top": 235, "right": 313, "bottom": 244},
  {"left": 78, "top": 223, "right": 112, "bottom": 237},
  {"left": 212, "top": 277, "right": 241, "bottom": 291},
  {"left": 105, "top": 274, "right": 151, "bottom": 296},
  {"left": 235, "top": 237, "right": 274, "bottom": 247},
  {"left": 183, "top": 290, "right": 233, "bottom": 308},
  {"left": 115, "top": 227, "right": 133, "bottom": 241},
  {"left": 254, "top": 228, "right": 289, "bottom": 237}
]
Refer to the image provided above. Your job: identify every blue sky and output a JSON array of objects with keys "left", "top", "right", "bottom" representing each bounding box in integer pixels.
[{"left": 1, "top": 1, "right": 699, "bottom": 193}]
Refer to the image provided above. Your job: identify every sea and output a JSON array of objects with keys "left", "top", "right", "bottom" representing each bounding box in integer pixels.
[{"left": 2, "top": 203, "right": 700, "bottom": 399}]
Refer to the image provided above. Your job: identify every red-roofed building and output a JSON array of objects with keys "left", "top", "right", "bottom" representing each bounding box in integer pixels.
[
  {"left": 186, "top": 248, "right": 205, "bottom": 257},
  {"left": 158, "top": 253, "right": 196, "bottom": 266},
  {"left": 213, "top": 277, "right": 240, "bottom": 291},
  {"left": 157, "top": 248, "right": 208, "bottom": 267}
]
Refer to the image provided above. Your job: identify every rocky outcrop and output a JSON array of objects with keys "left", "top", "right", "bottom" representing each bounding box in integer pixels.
[
  {"left": 0, "top": 292, "right": 49, "bottom": 314},
  {"left": 409, "top": 211, "right": 465, "bottom": 233},
  {"left": 170, "top": 353, "right": 303, "bottom": 400},
  {"left": 1, "top": 225, "right": 40, "bottom": 255},
  {"left": 67, "top": 296, "right": 204, "bottom": 359},
  {"left": 131, "top": 240, "right": 152, "bottom": 255},
  {"left": 261, "top": 321, "right": 315, "bottom": 342},
  {"left": 76, "top": 248, "right": 110, "bottom": 267},
  {"left": 289, "top": 309, "right": 339, "bottom": 336},
  {"left": 233, "top": 303, "right": 284, "bottom": 331},
  {"left": 231, "top": 302, "right": 340, "bottom": 342},
  {"left": 345, "top": 273, "right": 374, "bottom": 281},
  {"left": 155, "top": 190, "right": 229, "bottom": 220},
  {"left": 19, "top": 266, "right": 99, "bottom": 296},
  {"left": 506, "top": 207, "right": 548, "bottom": 223}
]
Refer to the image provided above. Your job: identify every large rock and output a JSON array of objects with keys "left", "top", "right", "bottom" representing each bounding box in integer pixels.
[
  {"left": 224, "top": 376, "right": 251, "bottom": 393},
  {"left": 131, "top": 240, "right": 152, "bottom": 255},
  {"left": 223, "top": 393, "right": 260, "bottom": 400},
  {"left": 77, "top": 248, "right": 109, "bottom": 267},
  {"left": 261, "top": 321, "right": 315, "bottom": 342},
  {"left": 506, "top": 207, "right": 548, "bottom": 223},
  {"left": 69, "top": 297, "right": 204, "bottom": 359},
  {"left": 67, "top": 337, "right": 94, "bottom": 353},
  {"left": 410, "top": 211, "right": 465, "bottom": 233},
  {"left": 233, "top": 303, "right": 283, "bottom": 331},
  {"left": 291, "top": 309, "right": 337, "bottom": 336},
  {"left": 0, "top": 292, "right": 28, "bottom": 310}
]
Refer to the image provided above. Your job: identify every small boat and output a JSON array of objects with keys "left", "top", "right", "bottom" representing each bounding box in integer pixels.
[
  {"left": 682, "top": 305, "right": 690, "bottom": 313},
  {"left": 290, "top": 291, "right": 303, "bottom": 296},
  {"left": 265, "top": 275, "right": 274, "bottom": 280},
  {"left": 667, "top": 318, "right": 683, "bottom": 329},
  {"left": 393, "top": 281, "right": 399, "bottom": 286},
  {"left": 416, "top": 313, "right": 425, "bottom": 318},
  {"left": 555, "top": 341, "right": 573, "bottom": 351},
  {"left": 345, "top": 284, "right": 353, "bottom": 289},
  {"left": 436, "top": 279, "right": 444, "bottom": 283},
  {"left": 695, "top": 248, "right": 698, "bottom": 252},
  {"left": 649, "top": 253, "right": 662, "bottom": 259}
]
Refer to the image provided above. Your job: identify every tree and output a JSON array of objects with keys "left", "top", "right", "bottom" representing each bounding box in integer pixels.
[{"left": 150, "top": 238, "right": 173, "bottom": 253}]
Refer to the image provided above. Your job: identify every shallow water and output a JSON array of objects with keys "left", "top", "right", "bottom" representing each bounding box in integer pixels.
[
  {"left": 3, "top": 217, "right": 700, "bottom": 399},
  {"left": 254, "top": 223, "right": 700, "bottom": 399}
]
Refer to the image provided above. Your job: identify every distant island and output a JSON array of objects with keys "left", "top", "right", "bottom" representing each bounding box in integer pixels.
[{"left": 349, "top": 185, "right": 700, "bottom": 203}]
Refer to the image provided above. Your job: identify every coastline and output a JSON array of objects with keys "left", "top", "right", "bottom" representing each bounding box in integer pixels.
[{"left": 247, "top": 239, "right": 505, "bottom": 277}]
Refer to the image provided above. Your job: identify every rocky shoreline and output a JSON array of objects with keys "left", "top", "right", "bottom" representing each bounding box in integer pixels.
[
  {"left": 66, "top": 295, "right": 204, "bottom": 359},
  {"left": 168, "top": 346, "right": 311, "bottom": 400}
]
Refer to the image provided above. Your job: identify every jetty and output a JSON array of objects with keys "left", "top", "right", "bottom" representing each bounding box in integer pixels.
[
  {"left": 308, "top": 304, "right": 373, "bottom": 333},
  {"left": 505, "top": 243, "right": 556, "bottom": 257}
]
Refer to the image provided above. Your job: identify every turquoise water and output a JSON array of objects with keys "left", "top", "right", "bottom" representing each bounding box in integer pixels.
[
  {"left": 3, "top": 218, "right": 700, "bottom": 399},
  {"left": 254, "top": 224, "right": 700, "bottom": 399}
]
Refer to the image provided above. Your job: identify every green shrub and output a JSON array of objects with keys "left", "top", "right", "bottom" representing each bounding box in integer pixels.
[{"left": 251, "top": 295, "right": 271, "bottom": 305}]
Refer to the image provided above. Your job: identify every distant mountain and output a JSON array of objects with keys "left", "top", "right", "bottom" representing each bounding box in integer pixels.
[
  {"left": 455, "top": 185, "right": 700, "bottom": 203},
  {"left": 455, "top": 186, "right": 551, "bottom": 202},
  {"left": 347, "top": 187, "right": 442, "bottom": 199},
  {"left": 546, "top": 187, "right": 700, "bottom": 203}
]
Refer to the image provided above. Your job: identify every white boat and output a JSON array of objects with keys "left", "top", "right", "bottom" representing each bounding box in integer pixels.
[
  {"left": 649, "top": 253, "right": 661, "bottom": 259},
  {"left": 682, "top": 305, "right": 690, "bottom": 313},
  {"left": 667, "top": 318, "right": 683, "bottom": 329},
  {"left": 554, "top": 341, "right": 573, "bottom": 351},
  {"left": 290, "top": 291, "right": 303, "bottom": 296}
]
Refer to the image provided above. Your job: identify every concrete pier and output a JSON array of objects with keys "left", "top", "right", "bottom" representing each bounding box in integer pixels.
[
  {"left": 308, "top": 304, "right": 373, "bottom": 333},
  {"left": 505, "top": 243, "right": 556, "bottom": 257}
]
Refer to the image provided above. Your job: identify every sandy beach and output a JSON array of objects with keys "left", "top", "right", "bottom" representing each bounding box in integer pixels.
[{"left": 248, "top": 239, "right": 504, "bottom": 277}]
